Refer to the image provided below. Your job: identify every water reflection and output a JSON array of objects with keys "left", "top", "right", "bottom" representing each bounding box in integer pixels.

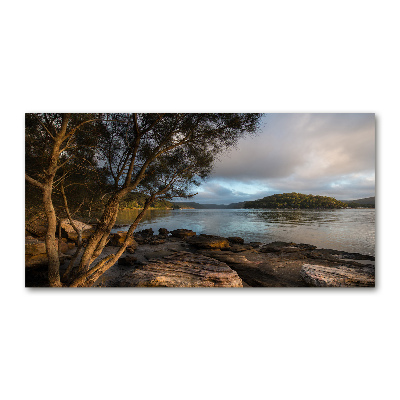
[
  {"left": 111, "top": 208, "right": 375, "bottom": 256},
  {"left": 115, "top": 209, "right": 173, "bottom": 226},
  {"left": 257, "top": 210, "right": 341, "bottom": 225}
]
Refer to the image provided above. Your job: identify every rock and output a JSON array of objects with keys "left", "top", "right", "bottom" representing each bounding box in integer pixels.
[
  {"left": 170, "top": 229, "right": 197, "bottom": 239},
  {"left": 137, "top": 228, "right": 154, "bottom": 237},
  {"left": 223, "top": 244, "right": 254, "bottom": 253},
  {"left": 158, "top": 228, "right": 169, "bottom": 236},
  {"left": 187, "top": 234, "right": 230, "bottom": 249},
  {"left": 300, "top": 264, "right": 375, "bottom": 287},
  {"left": 25, "top": 238, "right": 46, "bottom": 255},
  {"left": 25, "top": 215, "right": 48, "bottom": 237},
  {"left": 25, "top": 237, "right": 66, "bottom": 255},
  {"left": 199, "top": 250, "right": 251, "bottom": 265},
  {"left": 149, "top": 239, "right": 166, "bottom": 245},
  {"left": 109, "top": 232, "right": 138, "bottom": 249},
  {"left": 227, "top": 236, "right": 245, "bottom": 245},
  {"left": 60, "top": 219, "right": 92, "bottom": 234},
  {"left": 59, "top": 220, "right": 95, "bottom": 243},
  {"left": 126, "top": 245, "right": 137, "bottom": 254},
  {"left": 25, "top": 253, "right": 66, "bottom": 268},
  {"left": 118, "top": 255, "right": 137, "bottom": 266},
  {"left": 259, "top": 241, "right": 298, "bottom": 253},
  {"left": 144, "top": 250, "right": 175, "bottom": 260},
  {"left": 249, "top": 242, "right": 263, "bottom": 248},
  {"left": 57, "top": 239, "right": 69, "bottom": 254},
  {"left": 107, "top": 251, "right": 243, "bottom": 287}
]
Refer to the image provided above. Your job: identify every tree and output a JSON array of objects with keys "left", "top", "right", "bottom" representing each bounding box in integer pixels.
[
  {"left": 26, "top": 113, "right": 263, "bottom": 287},
  {"left": 25, "top": 113, "right": 104, "bottom": 286}
]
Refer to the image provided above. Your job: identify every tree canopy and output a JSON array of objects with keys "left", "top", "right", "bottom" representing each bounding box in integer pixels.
[{"left": 25, "top": 113, "right": 263, "bottom": 287}]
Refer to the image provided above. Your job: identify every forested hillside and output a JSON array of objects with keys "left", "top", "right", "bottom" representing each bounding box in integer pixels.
[{"left": 244, "top": 193, "right": 348, "bottom": 209}]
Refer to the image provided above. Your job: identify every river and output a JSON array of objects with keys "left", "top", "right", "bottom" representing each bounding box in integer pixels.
[{"left": 113, "top": 208, "right": 375, "bottom": 256}]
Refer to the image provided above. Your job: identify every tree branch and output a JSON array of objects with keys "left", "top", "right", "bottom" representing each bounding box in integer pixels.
[{"left": 25, "top": 173, "right": 44, "bottom": 190}]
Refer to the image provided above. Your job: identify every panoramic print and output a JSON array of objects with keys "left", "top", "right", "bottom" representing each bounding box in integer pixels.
[{"left": 25, "top": 113, "right": 375, "bottom": 287}]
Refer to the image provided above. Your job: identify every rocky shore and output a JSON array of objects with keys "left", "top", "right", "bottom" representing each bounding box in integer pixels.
[{"left": 25, "top": 222, "right": 375, "bottom": 287}]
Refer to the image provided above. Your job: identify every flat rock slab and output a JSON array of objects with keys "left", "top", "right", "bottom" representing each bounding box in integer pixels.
[
  {"left": 300, "top": 264, "right": 375, "bottom": 287},
  {"left": 106, "top": 251, "right": 243, "bottom": 287}
]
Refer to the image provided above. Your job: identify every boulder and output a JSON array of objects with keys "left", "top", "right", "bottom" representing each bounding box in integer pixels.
[
  {"left": 158, "top": 228, "right": 169, "bottom": 236},
  {"left": 107, "top": 251, "right": 243, "bottom": 287},
  {"left": 149, "top": 238, "right": 166, "bottom": 245},
  {"left": 187, "top": 234, "right": 230, "bottom": 249},
  {"left": 25, "top": 238, "right": 46, "bottom": 256},
  {"left": 259, "top": 241, "right": 299, "bottom": 253},
  {"left": 25, "top": 253, "right": 67, "bottom": 268},
  {"left": 137, "top": 228, "right": 154, "bottom": 237},
  {"left": 249, "top": 242, "right": 263, "bottom": 248},
  {"left": 224, "top": 244, "right": 254, "bottom": 253},
  {"left": 227, "top": 236, "right": 245, "bottom": 245},
  {"left": 57, "top": 239, "right": 69, "bottom": 254},
  {"left": 109, "top": 232, "right": 138, "bottom": 249},
  {"left": 170, "top": 229, "right": 197, "bottom": 239},
  {"left": 25, "top": 215, "right": 48, "bottom": 237},
  {"left": 300, "top": 264, "right": 375, "bottom": 287},
  {"left": 60, "top": 219, "right": 94, "bottom": 242}
]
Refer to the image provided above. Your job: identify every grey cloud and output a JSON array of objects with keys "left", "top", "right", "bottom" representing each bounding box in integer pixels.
[
  {"left": 212, "top": 113, "right": 375, "bottom": 182},
  {"left": 190, "top": 114, "right": 375, "bottom": 204}
]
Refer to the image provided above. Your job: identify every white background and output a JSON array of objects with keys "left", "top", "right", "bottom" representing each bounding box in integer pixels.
[{"left": 1, "top": 1, "right": 398, "bottom": 399}]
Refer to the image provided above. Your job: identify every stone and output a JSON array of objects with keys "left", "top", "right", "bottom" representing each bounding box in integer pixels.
[
  {"left": 109, "top": 232, "right": 138, "bottom": 249},
  {"left": 57, "top": 239, "right": 69, "bottom": 254},
  {"left": 225, "top": 244, "right": 254, "bottom": 253},
  {"left": 149, "top": 239, "right": 166, "bottom": 245},
  {"left": 158, "top": 228, "right": 169, "bottom": 236},
  {"left": 126, "top": 245, "right": 137, "bottom": 254},
  {"left": 227, "top": 236, "right": 245, "bottom": 245},
  {"left": 137, "top": 228, "right": 154, "bottom": 237},
  {"left": 187, "top": 234, "right": 230, "bottom": 249},
  {"left": 249, "top": 242, "right": 263, "bottom": 248},
  {"left": 107, "top": 251, "right": 243, "bottom": 287},
  {"left": 25, "top": 254, "right": 66, "bottom": 268},
  {"left": 60, "top": 219, "right": 92, "bottom": 235},
  {"left": 170, "top": 229, "right": 197, "bottom": 239},
  {"left": 259, "top": 241, "right": 298, "bottom": 253},
  {"left": 25, "top": 239, "right": 46, "bottom": 256},
  {"left": 144, "top": 250, "right": 174, "bottom": 260},
  {"left": 25, "top": 215, "right": 48, "bottom": 237},
  {"left": 300, "top": 264, "right": 375, "bottom": 287}
]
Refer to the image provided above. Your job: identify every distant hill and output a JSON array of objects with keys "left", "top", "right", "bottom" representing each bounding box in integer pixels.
[
  {"left": 243, "top": 193, "right": 348, "bottom": 209},
  {"left": 172, "top": 201, "right": 246, "bottom": 209},
  {"left": 340, "top": 197, "right": 375, "bottom": 205}
]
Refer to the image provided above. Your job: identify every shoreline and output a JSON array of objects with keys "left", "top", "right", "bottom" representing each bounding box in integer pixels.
[{"left": 26, "top": 225, "right": 375, "bottom": 287}]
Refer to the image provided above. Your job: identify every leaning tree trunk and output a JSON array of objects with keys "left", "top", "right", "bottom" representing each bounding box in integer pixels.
[
  {"left": 69, "top": 192, "right": 124, "bottom": 281},
  {"left": 69, "top": 197, "right": 154, "bottom": 287},
  {"left": 43, "top": 186, "right": 62, "bottom": 287}
]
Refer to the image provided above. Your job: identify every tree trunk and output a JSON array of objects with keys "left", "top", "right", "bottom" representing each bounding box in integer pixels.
[
  {"left": 70, "top": 198, "right": 153, "bottom": 287},
  {"left": 43, "top": 187, "right": 61, "bottom": 287},
  {"left": 74, "top": 192, "right": 123, "bottom": 275}
]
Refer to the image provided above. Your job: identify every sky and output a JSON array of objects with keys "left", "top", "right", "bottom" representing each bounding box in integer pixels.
[{"left": 189, "top": 113, "right": 375, "bottom": 204}]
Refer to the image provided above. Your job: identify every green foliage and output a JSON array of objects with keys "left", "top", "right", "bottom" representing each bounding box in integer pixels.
[
  {"left": 244, "top": 192, "right": 348, "bottom": 209},
  {"left": 120, "top": 192, "right": 173, "bottom": 209},
  {"left": 25, "top": 113, "right": 112, "bottom": 220}
]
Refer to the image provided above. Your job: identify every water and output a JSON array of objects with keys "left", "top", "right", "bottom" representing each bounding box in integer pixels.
[{"left": 113, "top": 208, "right": 375, "bottom": 256}]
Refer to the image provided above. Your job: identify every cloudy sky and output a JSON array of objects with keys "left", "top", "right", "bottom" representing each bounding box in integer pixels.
[{"left": 190, "top": 113, "right": 375, "bottom": 204}]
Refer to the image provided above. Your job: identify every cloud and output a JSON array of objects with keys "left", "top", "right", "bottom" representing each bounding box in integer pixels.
[{"left": 190, "top": 114, "right": 375, "bottom": 203}]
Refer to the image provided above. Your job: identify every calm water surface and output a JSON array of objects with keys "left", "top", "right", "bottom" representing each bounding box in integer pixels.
[{"left": 114, "top": 209, "right": 375, "bottom": 256}]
